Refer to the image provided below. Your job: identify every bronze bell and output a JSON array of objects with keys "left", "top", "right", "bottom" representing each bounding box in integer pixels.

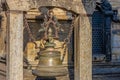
[{"left": 32, "top": 28, "right": 68, "bottom": 77}]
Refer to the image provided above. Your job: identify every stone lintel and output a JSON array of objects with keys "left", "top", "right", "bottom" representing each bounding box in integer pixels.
[
  {"left": 30, "top": 0, "right": 83, "bottom": 14},
  {"left": 6, "top": 0, "right": 88, "bottom": 14}
]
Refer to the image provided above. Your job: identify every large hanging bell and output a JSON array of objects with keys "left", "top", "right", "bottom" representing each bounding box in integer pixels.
[{"left": 32, "top": 41, "right": 68, "bottom": 77}]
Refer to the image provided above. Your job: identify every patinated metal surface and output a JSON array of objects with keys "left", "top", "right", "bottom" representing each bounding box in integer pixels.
[{"left": 32, "top": 12, "right": 68, "bottom": 77}]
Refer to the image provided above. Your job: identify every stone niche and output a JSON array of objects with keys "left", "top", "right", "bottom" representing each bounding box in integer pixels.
[
  {"left": 23, "top": 7, "right": 76, "bottom": 80},
  {"left": 5, "top": 0, "right": 92, "bottom": 80}
]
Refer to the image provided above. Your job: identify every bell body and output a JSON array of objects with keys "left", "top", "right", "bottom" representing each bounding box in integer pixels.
[
  {"left": 39, "top": 48, "right": 62, "bottom": 66},
  {"left": 32, "top": 46, "right": 68, "bottom": 77}
]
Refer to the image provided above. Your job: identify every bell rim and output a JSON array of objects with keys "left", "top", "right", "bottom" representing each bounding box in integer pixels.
[{"left": 32, "top": 65, "right": 68, "bottom": 77}]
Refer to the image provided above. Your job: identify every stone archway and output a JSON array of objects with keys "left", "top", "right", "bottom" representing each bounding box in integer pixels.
[{"left": 5, "top": 0, "right": 92, "bottom": 80}]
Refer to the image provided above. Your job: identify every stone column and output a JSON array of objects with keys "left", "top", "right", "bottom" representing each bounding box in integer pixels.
[
  {"left": 7, "top": 11, "right": 23, "bottom": 80},
  {"left": 79, "top": 15, "right": 92, "bottom": 80},
  {"left": 0, "top": 12, "right": 7, "bottom": 56},
  {"left": 74, "top": 2, "right": 92, "bottom": 80},
  {"left": 73, "top": 1, "right": 92, "bottom": 80}
]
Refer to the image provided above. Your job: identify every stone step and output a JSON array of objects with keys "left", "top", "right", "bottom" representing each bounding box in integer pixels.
[{"left": 93, "top": 62, "right": 120, "bottom": 75}]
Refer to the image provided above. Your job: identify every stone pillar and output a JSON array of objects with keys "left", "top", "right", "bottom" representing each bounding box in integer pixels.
[
  {"left": 79, "top": 15, "right": 92, "bottom": 80},
  {"left": 0, "top": 12, "right": 7, "bottom": 56},
  {"left": 7, "top": 11, "right": 23, "bottom": 80},
  {"left": 72, "top": 0, "right": 91, "bottom": 80},
  {"left": 74, "top": 3, "right": 92, "bottom": 80}
]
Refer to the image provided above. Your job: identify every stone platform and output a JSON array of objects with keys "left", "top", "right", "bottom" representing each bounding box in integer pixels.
[{"left": 1, "top": 61, "right": 120, "bottom": 80}]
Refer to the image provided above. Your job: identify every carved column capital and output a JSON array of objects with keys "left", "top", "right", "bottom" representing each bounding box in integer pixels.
[{"left": 6, "top": 0, "right": 31, "bottom": 11}]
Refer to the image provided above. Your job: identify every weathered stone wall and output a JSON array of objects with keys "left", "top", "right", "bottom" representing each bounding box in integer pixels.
[
  {"left": 111, "top": 22, "right": 120, "bottom": 61},
  {"left": 108, "top": 0, "right": 120, "bottom": 61}
]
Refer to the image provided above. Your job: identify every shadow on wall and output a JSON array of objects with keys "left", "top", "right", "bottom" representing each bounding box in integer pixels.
[{"left": 35, "top": 77, "right": 56, "bottom": 80}]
